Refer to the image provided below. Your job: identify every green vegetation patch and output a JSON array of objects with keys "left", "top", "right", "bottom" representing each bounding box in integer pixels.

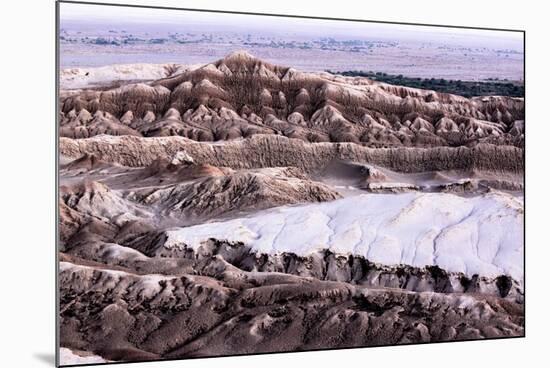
[{"left": 328, "top": 70, "right": 524, "bottom": 98}]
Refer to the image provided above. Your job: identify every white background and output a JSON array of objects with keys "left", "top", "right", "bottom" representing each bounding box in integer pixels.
[{"left": 0, "top": 0, "right": 547, "bottom": 367}]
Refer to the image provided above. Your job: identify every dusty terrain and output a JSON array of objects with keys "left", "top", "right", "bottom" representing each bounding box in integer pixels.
[{"left": 58, "top": 53, "right": 524, "bottom": 365}]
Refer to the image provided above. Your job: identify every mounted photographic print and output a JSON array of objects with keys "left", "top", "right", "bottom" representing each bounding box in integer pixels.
[{"left": 56, "top": 1, "right": 525, "bottom": 366}]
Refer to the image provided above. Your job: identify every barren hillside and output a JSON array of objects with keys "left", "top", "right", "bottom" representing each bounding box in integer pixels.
[{"left": 59, "top": 51, "right": 524, "bottom": 148}]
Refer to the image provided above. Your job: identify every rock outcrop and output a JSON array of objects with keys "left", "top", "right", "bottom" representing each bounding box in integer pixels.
[
  {"left": 60, "top": 134, "right": 524, "bottom": 174},
  {"left": 59, "top": 258, "right": 523, "bottom": 362}
]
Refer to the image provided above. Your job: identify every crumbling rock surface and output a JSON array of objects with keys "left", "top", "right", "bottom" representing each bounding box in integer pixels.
[
  {"left": 59, "top": 259, "right": 523, "bottom": 362},
  {"left": 59, "top": 134, "right": 524, "bottom": 174}
]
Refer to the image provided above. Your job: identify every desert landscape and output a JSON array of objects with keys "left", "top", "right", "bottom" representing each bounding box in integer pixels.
[{"left": 58, "top": 4, "right": 524, "bottom": 367}]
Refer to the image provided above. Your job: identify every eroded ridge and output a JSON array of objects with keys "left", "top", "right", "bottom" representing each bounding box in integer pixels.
[{"left": 59, "top": 52, "right": 524, "bottom": 148}]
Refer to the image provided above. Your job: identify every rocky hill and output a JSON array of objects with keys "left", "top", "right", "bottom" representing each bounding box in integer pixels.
[{"left": 59, "top": 51, "right": 524, "bottom": 148}]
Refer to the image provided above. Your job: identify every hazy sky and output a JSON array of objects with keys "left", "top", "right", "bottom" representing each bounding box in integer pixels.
[{"left": 60, "top": 2, "right": 523, "bottom": 50}]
